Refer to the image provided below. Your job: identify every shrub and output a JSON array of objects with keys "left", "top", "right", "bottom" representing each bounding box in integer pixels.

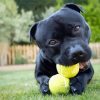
[
  {"left": 0, "top": 2, "right": 34, "bottom": 45},
  {"left": 15, "top": 53, "right": 28, "bottom": 64},
  {"left": 83, "top": 0, "right": 100, "bottom": 42}
]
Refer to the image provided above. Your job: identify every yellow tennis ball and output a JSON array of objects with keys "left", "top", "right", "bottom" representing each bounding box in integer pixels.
[
  {"left": 49, "top": 74, "right": 70, "bottom": 95},
  {"left": 56, "top": 63, "right": 79, "bottom": 78}
]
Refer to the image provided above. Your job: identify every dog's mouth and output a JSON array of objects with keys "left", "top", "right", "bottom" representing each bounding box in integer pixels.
[{"left": 79, "top": 61, "right": 90, "bottom": 71}]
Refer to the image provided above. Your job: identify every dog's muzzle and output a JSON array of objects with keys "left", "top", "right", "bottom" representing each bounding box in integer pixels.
[{"left": 79, "top": 61, "right": 90, "bottom": 72}]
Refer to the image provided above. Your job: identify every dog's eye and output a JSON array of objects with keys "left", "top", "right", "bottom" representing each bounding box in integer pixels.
[
  {"left": 47, "top": 39, "right": 60, "bottom": 47},
  {"left": 74, "top": 25, "right": 80, "bottom": 31}
]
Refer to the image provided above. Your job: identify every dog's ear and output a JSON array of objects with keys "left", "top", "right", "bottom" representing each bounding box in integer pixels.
[
  {"left": 64, "top": 3, "right": 84, "bottom": 13},
  {"left": 85, "top": 23, "right": 91, "bottom": 43},
  {"left": 29, "top": 22, "right": 38, "bottom": 41}
]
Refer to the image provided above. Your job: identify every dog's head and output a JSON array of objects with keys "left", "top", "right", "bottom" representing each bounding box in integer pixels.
[{"left": 30, "top": 3, "right": 91, "bottom": 66}]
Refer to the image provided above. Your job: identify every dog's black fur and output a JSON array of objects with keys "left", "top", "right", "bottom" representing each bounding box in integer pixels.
[{"left": 30, "top": 3, "right": 94, "bottom": 95}]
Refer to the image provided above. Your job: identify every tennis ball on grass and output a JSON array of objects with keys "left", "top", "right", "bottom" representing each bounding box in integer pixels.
[
  {"left": 57, "top": 63, "right": 79, "bottom": 78},
  {"left": 49, "top": 74, "right": 70, "bottom": 95}
]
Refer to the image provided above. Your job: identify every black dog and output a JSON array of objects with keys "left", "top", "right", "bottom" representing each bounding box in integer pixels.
[{"left": 30, "top": 3, "right": 94, "bottom": 95}]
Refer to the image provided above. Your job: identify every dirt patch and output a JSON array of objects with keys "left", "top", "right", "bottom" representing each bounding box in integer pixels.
[
  {"left": 0, "top": 64, "right": 35, "bottom": 71},
  {"left": 91, "top": 59, "right": 100, "bottom": 64}
]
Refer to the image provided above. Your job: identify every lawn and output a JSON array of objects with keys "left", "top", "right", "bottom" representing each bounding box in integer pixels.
[{"left": 0, "top": 64, "right": 100, "bottom": 100}]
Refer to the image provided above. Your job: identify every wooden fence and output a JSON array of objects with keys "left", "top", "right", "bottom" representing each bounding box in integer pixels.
[
  {"left": 89, "top": 43, "right": 100, "bottom": 58},
  {"left": 0, "top": 43, "right": 100, "bottom": 66},
  {"left": 7, "top": 45, "right": 39, "bottom": 65}
]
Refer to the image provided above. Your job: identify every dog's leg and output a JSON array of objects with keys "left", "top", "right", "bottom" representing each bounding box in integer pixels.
[
  {"left": 36, "top": 74, "right": 50, "bottom": 95},
  {"left": 70, "top": 63, "right": 94, "bottom": 94},
  {"left": 35, "top": 60, "right": 50, "bottom": 95},
  {"left": 35, "top": 52, "right": 57, "bottom": 95}
]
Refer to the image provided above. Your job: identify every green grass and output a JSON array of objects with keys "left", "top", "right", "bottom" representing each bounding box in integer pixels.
[{"left": 0, "top": 64, "right": 100, "bottom": 100}]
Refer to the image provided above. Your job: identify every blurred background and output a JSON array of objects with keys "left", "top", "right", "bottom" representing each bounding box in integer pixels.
[
  {"left": 0, "top": 0, "right": 100, "bottom": 66},
  {"left": 0, "top": 1, "right": 100, "bottom": 100}
]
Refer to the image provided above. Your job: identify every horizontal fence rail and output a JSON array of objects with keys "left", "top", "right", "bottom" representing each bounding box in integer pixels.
[{"left": 0, "top": 43, "right": 100, "bottom": 66}]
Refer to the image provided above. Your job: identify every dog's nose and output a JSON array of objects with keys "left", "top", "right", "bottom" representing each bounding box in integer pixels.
[
  {"left": 70, "top": 45, "right": 86, "bottom": 61},
  {"left": 72, "top": 50, "right": 85, "bottom": 61}
]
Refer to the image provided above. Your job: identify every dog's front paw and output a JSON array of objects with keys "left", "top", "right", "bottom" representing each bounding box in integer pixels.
[
  {"left": 40, "top": 79, "right": 50, "bottom": 95},
  {"left": 70, "top": 78, "right": 85, "bottom": 95}
]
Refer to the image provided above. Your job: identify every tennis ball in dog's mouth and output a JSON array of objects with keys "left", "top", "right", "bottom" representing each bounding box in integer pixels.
[
  {"left": 49, "top": 74, "right": 70, "bottom": 95},
  {"left": 56, "top": 63, "right": 79, "bottom": 78}
]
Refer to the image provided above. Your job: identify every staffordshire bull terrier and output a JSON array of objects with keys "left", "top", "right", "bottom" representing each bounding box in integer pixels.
[{"left": 30, "top": 3, "right": 94, "bottom": 95}]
